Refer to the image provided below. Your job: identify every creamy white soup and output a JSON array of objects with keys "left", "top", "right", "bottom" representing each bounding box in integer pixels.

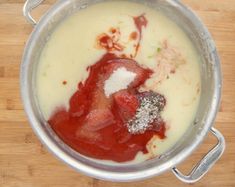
[{"left": 36, "top": 1, "right": 201, "bottom": 163}]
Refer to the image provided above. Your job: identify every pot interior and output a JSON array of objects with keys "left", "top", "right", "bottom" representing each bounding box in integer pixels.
[{"left": 23, "top": 0, "right": 221, "bottom": 181}]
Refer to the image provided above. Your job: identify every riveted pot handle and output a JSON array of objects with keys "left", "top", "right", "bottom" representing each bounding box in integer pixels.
[
  {"left": 23, "top": 0, "right": 45, "bottom": 26},
  {"left": 172, "top": 127, "right": 225, "bottom": 183}
]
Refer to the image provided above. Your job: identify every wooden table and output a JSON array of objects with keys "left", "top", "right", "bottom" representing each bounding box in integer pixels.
[{"left": 0, "top": 0, "right": 234, "bottom": 186}]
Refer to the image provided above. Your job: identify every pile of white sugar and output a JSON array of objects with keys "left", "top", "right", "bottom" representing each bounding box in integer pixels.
[{"left": 104, "top": 67, "right": 136, "bottom": 97}]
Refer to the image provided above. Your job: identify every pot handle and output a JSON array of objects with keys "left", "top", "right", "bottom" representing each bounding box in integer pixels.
[
  {"left": 23, "top": 0, "right": 45, "bottom": 26},
  {"left": 172, "top": 127, "right": 225, "bottom": 183}
]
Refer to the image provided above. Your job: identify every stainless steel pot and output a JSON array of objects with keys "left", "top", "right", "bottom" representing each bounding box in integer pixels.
[{"left": 21, "top": 0, "right": 225, "bottom": 183}]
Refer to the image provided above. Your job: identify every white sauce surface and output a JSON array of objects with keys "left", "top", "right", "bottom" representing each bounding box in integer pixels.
[{"left": 36, "top": 1, "right": 201, "bottom": 163}]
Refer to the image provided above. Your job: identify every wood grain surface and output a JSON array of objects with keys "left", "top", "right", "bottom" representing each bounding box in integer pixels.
[{"left": 0, "top": 0, "right": 234, "bottom": 186}]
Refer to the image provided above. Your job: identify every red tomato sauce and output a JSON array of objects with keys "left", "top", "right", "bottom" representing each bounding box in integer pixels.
[{"left": 48, "top": 15, "right": 166, "bottom": 162}]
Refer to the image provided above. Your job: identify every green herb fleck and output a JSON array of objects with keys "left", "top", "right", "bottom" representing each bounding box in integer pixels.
[
  {"left": 148, "top": 54, "right": 154, "bottom": 59},
  {"left": 157, "top": 47, "right": 161, "bottom": 53}
]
